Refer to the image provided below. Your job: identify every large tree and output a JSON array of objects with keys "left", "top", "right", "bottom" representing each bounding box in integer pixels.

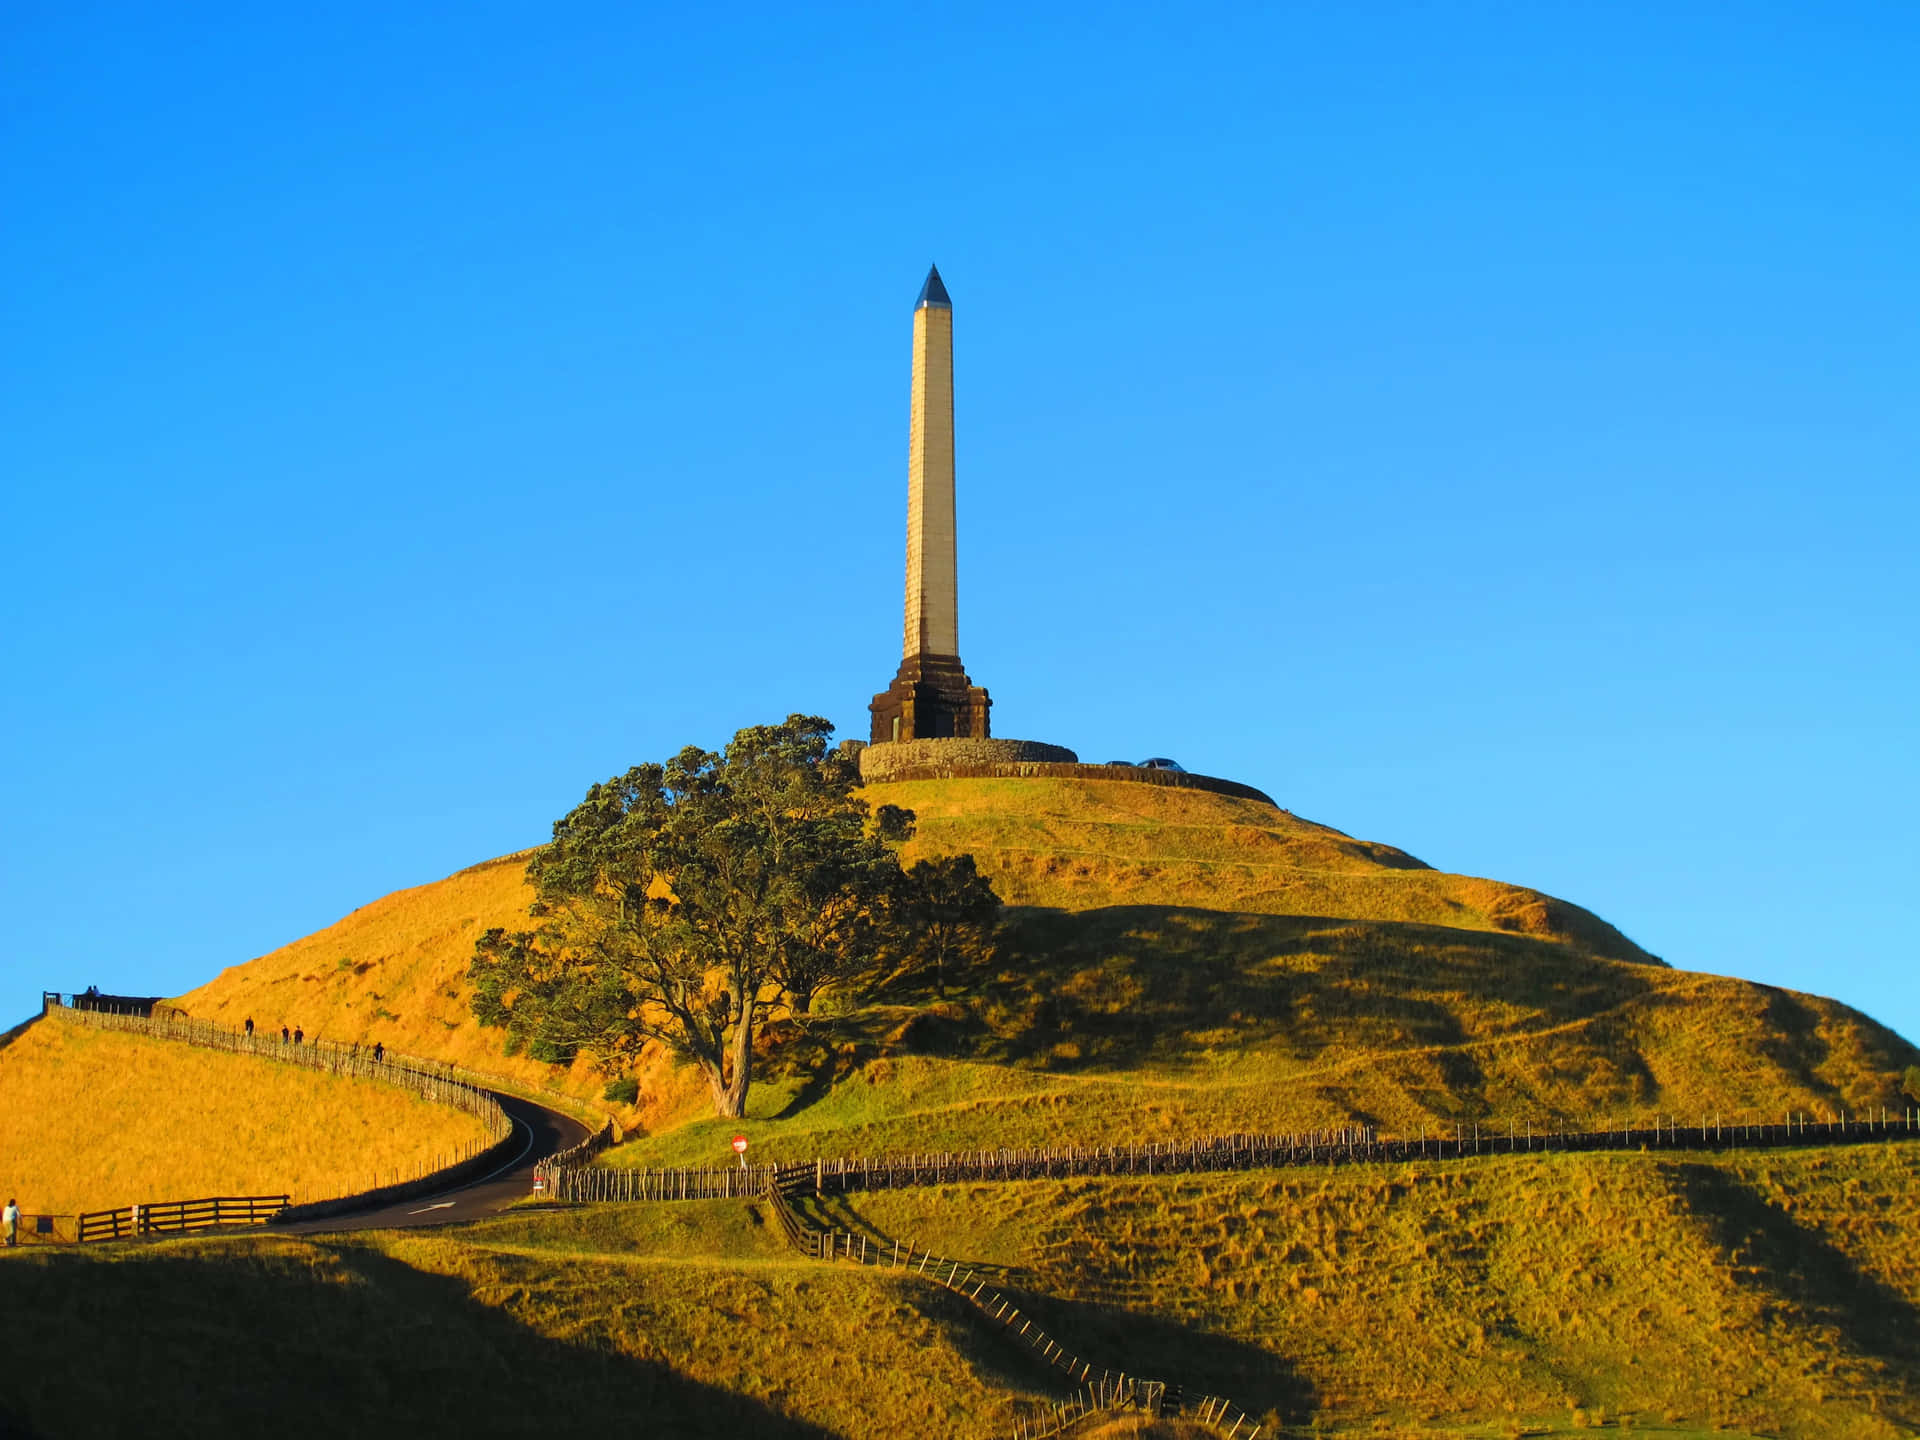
[{"left": 469, "top": 716, "right": 914, "bottom": 1117}]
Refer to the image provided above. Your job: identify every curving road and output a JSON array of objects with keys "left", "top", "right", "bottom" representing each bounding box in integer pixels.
[{"left": 275, "top": 1090, "right": 591, "bottom": 1235}]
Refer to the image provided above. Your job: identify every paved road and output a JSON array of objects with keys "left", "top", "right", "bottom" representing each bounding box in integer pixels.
[{"left": 277, "top": 1090, "right": 591, "bottom": 1235}]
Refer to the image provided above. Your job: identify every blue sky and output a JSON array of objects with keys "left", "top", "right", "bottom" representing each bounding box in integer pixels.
[{"left": 4, "top": 4, "right": 1916, "bottom": 1054}]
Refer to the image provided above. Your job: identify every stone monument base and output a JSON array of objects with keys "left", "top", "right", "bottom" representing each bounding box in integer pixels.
[
  {"left": 853, "top": 737, "right": 1278, "bottom": 807},
  {"left": 856, "top": 737, "right": 1078, "bottom": 784}
]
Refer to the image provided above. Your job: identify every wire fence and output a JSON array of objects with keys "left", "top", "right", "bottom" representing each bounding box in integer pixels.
[
  {"left": 762, "top": 1167, "right": 1261, "bottom": 1440},
  {"left": 541, "top": 1109, "right": 1920, "bottom": 1205}
]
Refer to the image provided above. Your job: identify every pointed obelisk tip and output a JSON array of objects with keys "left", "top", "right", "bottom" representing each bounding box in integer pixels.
[{"left": 915, "top": 263, "right": 952, "bottom": 310}]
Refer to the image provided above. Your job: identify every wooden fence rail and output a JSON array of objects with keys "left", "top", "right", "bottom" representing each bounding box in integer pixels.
[
  {"left": 531, "top": 1117, "right": 620, "bottom": 1193},
  {"left": 40, "top": 992, "right": 605, "bottom": 1133},
  {"left": 43, "top": 999, "right": 529, "bottom": 1234},
  {"left": 762, "top": 1168, "right": 1262, "bottom": 1440},
  {"left": 76, "top": 1194, "right": 289, "bottom": 1244},
  {"left": 543, "top": 1109, "right": 1920, "bottom": 1205}
]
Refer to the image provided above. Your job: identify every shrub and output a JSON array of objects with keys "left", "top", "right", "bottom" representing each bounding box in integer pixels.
[
  {"left": 1904, "top": 1066, "right": 1920, "bottom": 1104},
  {"left": 528, "top": 1036, "right": 577, "bottom": 1067},
  {"left": 603, "top": 1076, "right": 640, "bottom": 1105}
]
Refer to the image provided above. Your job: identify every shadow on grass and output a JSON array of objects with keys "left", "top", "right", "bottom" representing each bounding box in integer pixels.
[
  {"left": 776, "top": 1195, "right": 1313, "bottom": 1425},
  {"left": 0, "top": 1240, "right": 835, "bottom": 1440},
  {"left": 1672, "top": 1162, "right": 1920, "bottom": 1413},
  {"left": 901, "top": 1278, "right": 1316, "bottom": 1426},
  {"left": 741, "top": 901, "right": 1915, "bottom": 1143},
  {"left": 792, "top": 1194, "right": 1025, "bottom": 1287},
  {"left": 770, "top": 1053, "right": 839, "bottom": 1120}
]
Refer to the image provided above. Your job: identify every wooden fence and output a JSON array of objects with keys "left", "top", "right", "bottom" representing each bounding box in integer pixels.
[
  {"left": 42, "top": 992, "right": 605, "bottom": 1131},
  {"left": 543, "top": 1160, "right": 779, "bottom": 1203},
  {"left": 47, "top": 1003, "right": 510, "bottom": 1143},
  {"left": 44, "top": 1000, "right": 523, "bottom": 1236},
  {"left": 763, "top": 1167, "right": 1263, "bottom": 1440},
  {"left": 530, "top": 1117, "right": 620, "bottom": 1196},
  {"left": 76, "top": 1194, "right": 288, "bottom": 1244},
  {"left": 543, "top": 1109, "right": 1920, "bottom": 1205}
]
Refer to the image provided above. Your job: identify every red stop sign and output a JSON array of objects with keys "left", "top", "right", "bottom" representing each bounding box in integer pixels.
[{"left": 731, "top": 1135, "right": 748, "bottom": 1155}]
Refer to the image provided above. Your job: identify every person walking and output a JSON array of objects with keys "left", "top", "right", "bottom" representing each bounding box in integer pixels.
[
  {"left": 3, "top": 1198, "right": 19, "bottom": 1247},
  {"left": 281, "top": 1026, "right": 290, "bottom": 1044},
  {"left": 293, "top": 1027, "right": 303, "bottom": 1046},
  {"left": 372, "top": 1041, "right": 384, "bottom": 1063},
  {"left": 244, "top": 1017, "right": 254, "bottom": 1039}
]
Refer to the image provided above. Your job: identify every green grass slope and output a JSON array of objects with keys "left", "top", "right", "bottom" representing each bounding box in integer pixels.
[
  {"left": 605, "top": 776, "right": 1915, "bottom": 1164},
  {"left": 821, "top": 1141, "right": 1920, "bottom": 1437},
  {"left": 7, "top": 1143, "right": 1916, "bottom": 1438}
]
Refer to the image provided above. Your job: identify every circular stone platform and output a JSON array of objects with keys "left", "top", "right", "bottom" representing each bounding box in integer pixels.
[
  {"left": 854, "top": 737, "right": 1276, "bottom": 808},
  {"left": 857, "top": 738, "right": 1079, "bottom": 783}
]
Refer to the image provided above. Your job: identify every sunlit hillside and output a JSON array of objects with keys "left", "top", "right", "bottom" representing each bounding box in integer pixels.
[
  {"left": 175, "top": 852, "right": 631, "bottom": 1122},
  {"left": 611, "top": 776, "right": 1914, "bottom": 1161},
  {"left": 174, "top": 774, "right": 1916, "bottom": 1154},
  {"left": 6, "top": 1142, "right": 1918, "bottom": 1438},
  {"left": 869, "top": 775, "right": 1651, "bottom": 961},
  {"left": 825, "top": 1141, "right": 1920, "bottom": 1437},
  {"left": 0, "top": 1013, "right": 494, "bottom": 1220}
]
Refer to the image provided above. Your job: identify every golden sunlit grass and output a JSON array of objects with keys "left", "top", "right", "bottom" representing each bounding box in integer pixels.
[
  {"left": 170, "top": 776, "right": 1915, "bottom": 1159},
  {"left": 0, "top": 1014, "right": 493, "bottom": 1219},
  {"left": 866, "top": 776, "right": 1650, "bottom": 960},
  {"left": 5, "top": 1143, "right": 1912, "bottom": 1437},
  {"left": 825, "top": 1141, "right": 1920, "bottom": 1438},
  {"left": 172, "top": 850, "right": 640, "bottom": 1121}
]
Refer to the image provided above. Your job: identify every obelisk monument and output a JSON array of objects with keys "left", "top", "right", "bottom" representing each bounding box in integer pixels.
[{"left": 870, "top": 265, "right": 992, "bottom": 743}]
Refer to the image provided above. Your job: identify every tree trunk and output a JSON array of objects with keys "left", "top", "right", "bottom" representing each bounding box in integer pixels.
[{"left": 712, "top": 1005, "right": 755, "bottom": 1118}]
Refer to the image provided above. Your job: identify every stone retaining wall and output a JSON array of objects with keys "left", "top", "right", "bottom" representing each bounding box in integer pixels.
[
  {"left": 859, "top": 751, "right": 1278, "bottom": 809},
  {"left": 857, "top": 737, "right": 1079, "bottom": 782}
]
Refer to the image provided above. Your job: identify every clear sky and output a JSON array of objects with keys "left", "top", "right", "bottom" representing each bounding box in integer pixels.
[{"left": 4, "top": 4, "right": 1915, "bottom": 1053}]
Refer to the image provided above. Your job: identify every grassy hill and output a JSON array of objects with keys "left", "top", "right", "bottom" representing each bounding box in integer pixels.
[
  {"left": 607, "top": 777, "right": 1914, "bottom": 1163},
  {"left": 14, "top": 773, "right": 1920, "bottom": 1438},
  {"left": 0, "top": 1203, "right": 1072, "bottom": 1439},
  {"left": 811, "top": 1140, "right": 1920, "bottom": 1437},
  {"left": 0, "top": 1012, "right": 493, "bottom": 1221},
  {"left": 874, "top": 776, "right": 1651, "bottom": 961},
  {"left": 4, "top": 1141, "right": 1916, "bottom": 1438},
  {"left": 172, "top": 851, "right": 631, "bottom": 1121},
  {"left": 173, "top": 775, "right": 1915, "bottom": 1157}
]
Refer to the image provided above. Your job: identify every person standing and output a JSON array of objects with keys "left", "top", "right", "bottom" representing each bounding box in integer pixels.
[
  {"left": 293, "top": 1026, "right": 303, "bottom": 1046},
  {"left": 3, "top": 1198, "right": 19, "bottom": 1247},
  {"left": 244, "top": 1017, "right": 254, "bottom": 1039}
]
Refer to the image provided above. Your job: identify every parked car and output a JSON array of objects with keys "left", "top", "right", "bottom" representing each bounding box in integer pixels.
[{"left": 1139, "top": 757, "right": 1186, "bottom": 772}]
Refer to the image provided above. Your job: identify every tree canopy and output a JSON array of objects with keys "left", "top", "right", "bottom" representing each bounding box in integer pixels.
[{"left": 469, "top": 715, "right": 930, "bottom": 1118}]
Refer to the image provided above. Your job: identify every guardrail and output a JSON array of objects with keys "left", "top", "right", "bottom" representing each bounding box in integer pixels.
[
  {"left": 76, "top": 1194, "right": 288, "bottom": 1243},
  {"left": 761, "top": 1167, "right": 1260, "bottom": 1439}
]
